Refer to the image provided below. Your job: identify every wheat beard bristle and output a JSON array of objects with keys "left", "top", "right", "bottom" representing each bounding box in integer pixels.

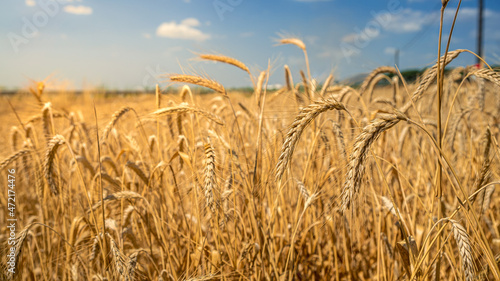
[
  {"left": 44, "top": 134, "right": 66, "bottom": 196},
  {"left": 275, "top": 97, "right": 346, "bottom": 182}
]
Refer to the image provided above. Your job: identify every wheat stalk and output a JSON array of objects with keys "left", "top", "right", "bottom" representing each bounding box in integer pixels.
[
  {"left": 401, "top": 49, "right": 466, "bottom": 113},
  {"left": 204, "top": 140, "right": 217, "bottom": 214},
  {"left": 279, "top": 37, "right": 306, "bottom": 51},
  {"left": 170, "top": 74, "right": 226, "bottom": 94},
  {"left": 125, "top": 161, "right": 149, "bottom": 185},
  {"left": 10, "top": 126, "right": 21, "bottom": 151},
  {"left": 319, "top": 74, "right": 334, "bottom": 97},
  {"left": 275, "top": 97, "right": 346, "bottom": 182},
  {"left": 42, "top": 102, "right": 53, "bottom": 139},
  {"left": 256, "top": 71, "right": 267, "bottom": 108},
  {"left": 300, "top": 70, "right": 311, "bottom": 101},
  {"left": 199, "top": 54, "right": 251, "bottom": 75},
  {"left": 150, "top": 103, "right": 225, "bottom": 126},
  {"left": 101, "top": 107, "right": 132, "bottom": 142},
  {"left": 92, "top": 172, "right": 121, "bottom": 189},
  {"left": 471, "top": 129, "right": 493, "bottom": 213},
  {"left": 284, "top": 65, "right": 292, "bottom": 91},
  {"left": 0, "top": 149, "right": 30, "bottom": 171},
  {"left": 25, "top": 112, "right": 65, "bottom": 125},
  {"left": 6, "top": 223, "right": 35, "bottom": 278},
  {"left": 295, "top": 179, "right": 310, "bottom": 201},
  {"left": 88, "top": 233, "right": 102, "bottom": 262},
  {"left": 367, "top": 74, "right": 393, "bottom": 102},
  {"left": 100, "top": 156, "right": 119, "bottom": 176},
  {"left": 331, "top": 121, "right": 347, "bottom": 162},
  {"left": 180, "top": 85, "right": 193, "bottom": 103},
  {"left": 469, "top": 68, "right": 500, "bottom": 87},
  {"left": 76, "top": 155, "right": 95, "bottom": 177},
  {"left": 44, "top": 134, "right": 66, "bottom": 196},
  {"left": 449, "top": 220, "right": 475, "bottom": 281},
  {"left": 358, "top": 66, "right": 397, "bottom": 96},
  {"left": 107, "top": 233, "right": 127, "bottom": 276},
  {"left": 340, "top": 113, "right": 406, "bottom": 212}
]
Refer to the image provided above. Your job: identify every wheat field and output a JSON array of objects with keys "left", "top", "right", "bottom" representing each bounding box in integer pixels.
[{"left": 2, "top": 12, "right": 500, "bottom": 281}]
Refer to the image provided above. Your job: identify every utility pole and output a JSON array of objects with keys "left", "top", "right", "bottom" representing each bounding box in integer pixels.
[{"left": 477, "top": 0, "right": 484, "bottom": 67}]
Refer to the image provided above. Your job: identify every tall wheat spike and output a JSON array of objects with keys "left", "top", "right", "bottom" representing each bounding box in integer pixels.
[
  {"left": 0, "top": 149, "right": 30, "bottom": 171},
  {"left": 469, "top": 68, "right": 500, "bottom": 87},
  {"left": 449, "top": 220, "right": 475, "bottom": 281},
  {"left": 401, "top": 49, "right": 466, "bottom": 113},
  {"left": 199, "top": 54, "right": 251, "bottom": 75},
  {"left": 358, "top": 66, "right": 397, "bottom": 96},
  {"left": 150, "top": 103, "right": 225, "bottom": 126},
  {"left": 101, "top": 107, "right": 132, "bottom": 142},
  {"left": 6, "top": 223, "right": 35, "bottom": 278},
  {"left": 125, "top": 161, "right": 149, "bottom": 185},
  {"left": 42, "top": 102, "right": 53, "bottom": 140},
  {"left": 256, "top": 71, "right": 267, "bottom": 108},
  {"left": 340, "top": 113, "right": 407, "bottom": 212},
  {"left": 44, "top": 135, "right": 66, "bottom": 196},
  {"left": 204, "top": 140, "right": 217, "bottom": 214},
  {"left": 275, "top": 97, "right": 346, "bottom": 182},
  {"left": 170, "top": 75, "right": 226, "bottom": 94}
]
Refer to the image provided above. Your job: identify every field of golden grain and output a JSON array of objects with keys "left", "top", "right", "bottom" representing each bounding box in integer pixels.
[{"left": 1, "top": 20, "right": 500, "bottom": 281}]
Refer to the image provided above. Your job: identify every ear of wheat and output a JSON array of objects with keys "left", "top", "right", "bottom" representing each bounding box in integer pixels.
[
  {"left": 340, "top": 113, "right": 406, "bottom": 212},
  {"left": 358, "top": 66, "right": 397, "bottom": 96},
  {"left": 275, "top": 98, "right": 346, "bottom": 182},
  {"left": 44, "top": 135, "right": 66, "bottom": 196},
  {"left": 101, "top": 107, "right": 132, "bottom": 142},
  {"left": 449, "top": 220, "right": 475, "bottom": 281},
  {"left": 169, "top": 74, "right": 226, "bottom": 94},
  {"left": 199, "top": 54, "right": 251, "bottom": 75},
  {"left": 0, "top": 149, "right": 30, "bottom": 171},
  {"left": 204, "top": 141, "right": 218, "bottom": 214},
  {"left": 401, "top": 49, "right": 466, "bottom": 113},
  {"left": 150, "top": 103, "right": 225, "bottom": 126}
]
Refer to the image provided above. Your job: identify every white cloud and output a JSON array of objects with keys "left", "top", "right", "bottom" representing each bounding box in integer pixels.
[
  {"left": 380, "top": 9, "right": 432, "bottom": 33},
  {"left": 377, "top": 7, "right": 499, "bottom": 34},
  {"left": 384, "top": 47, "right": 397, "bottom": 55},
  {"left": 181, "top": 17, "right": 200, "bottom": 27},
  {"left": 444, "top": 7, "right": 499, "bottom": 21},
  {"left": 25, "top": 0, "right": 36, "bottom": 7},
  {"left": 156, "top": 18, "right": 210, "bottom": 41},
  {"left": 64, "top": 5, "right": 93, "bottom": 15}
]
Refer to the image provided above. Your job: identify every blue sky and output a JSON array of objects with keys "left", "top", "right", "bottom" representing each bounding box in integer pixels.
[{"left": 1, "top": 0, "right": 499, "bottom": 90}]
